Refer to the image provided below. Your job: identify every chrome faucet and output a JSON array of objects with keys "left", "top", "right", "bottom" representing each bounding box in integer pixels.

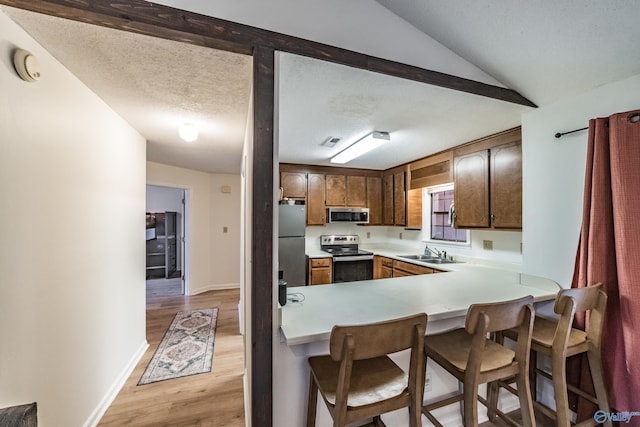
[{"left": 424, "top": 245, "right": 442, "bottom": 258}]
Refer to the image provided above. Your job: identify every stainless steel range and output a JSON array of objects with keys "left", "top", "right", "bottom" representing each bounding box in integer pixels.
[{"left": 320, "top": 234, "right": 374, "bottom": 283}]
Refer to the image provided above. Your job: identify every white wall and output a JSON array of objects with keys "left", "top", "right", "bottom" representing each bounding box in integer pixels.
[
  {"left": 147, "top": 162, "right": 241, "bottom": 294},
  {"left": 0, "top": 10, "right": 147, "bottom": 426},
  {"left": 306, "top": 224, "right": 523, "bottom": 266},
  {"left": 152, "top": 0, "right": 502, "bottom": 87},
  {"left": 522, "top": 72, "right": 640, "bottom": 287}
]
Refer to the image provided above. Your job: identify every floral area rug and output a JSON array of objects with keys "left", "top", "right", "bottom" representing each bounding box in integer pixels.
[{"left": 138, "top": 308, "right": 218, "bottom": 385}]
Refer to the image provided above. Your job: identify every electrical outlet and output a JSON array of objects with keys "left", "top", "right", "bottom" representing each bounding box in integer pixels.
[
  {"left": 483, "top": 239, "right": 493, "bottom": 250},
  {"left": 366, "top": 232, "right": 370, "bottom": 239},
  {"left": 399, "top": 232, "right": 403, "bottom": 240},
  {"left": 520, "top": 242, "right": 523, "bottom": 253},
  {"left": 223, "top": 226, "right": 228, "bottom": 233},
  {"left": 425, "top": 372, "right": 432, "bottom": 392}
]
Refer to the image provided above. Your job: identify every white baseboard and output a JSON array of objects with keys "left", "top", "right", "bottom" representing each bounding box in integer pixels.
[
  {"left": 189, "top": 282, "right": 240, "bottom": 295},
  {"left": 83, "top": 340, "right": 149, "bottom": 427},
  {"left": 243, "top": 370, "right": 251, "bottom": 427}
]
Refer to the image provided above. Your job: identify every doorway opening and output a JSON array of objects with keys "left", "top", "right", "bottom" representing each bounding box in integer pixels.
[{"left": 145, "top": 184, "right": 187, "bottom": 296}]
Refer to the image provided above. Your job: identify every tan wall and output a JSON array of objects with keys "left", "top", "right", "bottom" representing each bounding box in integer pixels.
[
  {"left": 147, "top": 162, "right": 241, "bottom": 294},
  {"left": 0, "top": 10, "right": 147, "bottom": 426}
]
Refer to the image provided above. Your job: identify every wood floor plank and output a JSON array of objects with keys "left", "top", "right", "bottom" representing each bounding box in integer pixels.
[{"left": 99, "top": 289, "right": 245, "bottom": 426}]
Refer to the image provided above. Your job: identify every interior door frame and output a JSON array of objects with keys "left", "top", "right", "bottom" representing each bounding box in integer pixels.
[{"left": 0, "top": 1, "right": 535, "bottom": 425}]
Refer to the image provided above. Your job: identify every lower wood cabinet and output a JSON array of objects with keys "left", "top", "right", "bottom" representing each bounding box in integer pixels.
[
  {"left": 308, "top": 257, "right": 332, "bottom": 285},
  {"left": 374, "top": 256, "right": 394, "bottom": 279},
  {"left": 374, "top": 256, "right": 442, "bottom": 279},
  {"left": 392, "top": 259, "right": 435, "bottom": 276}
]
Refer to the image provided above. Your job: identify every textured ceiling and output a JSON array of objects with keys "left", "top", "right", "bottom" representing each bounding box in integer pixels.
[
  {"left": 6, "top": 1, "right": 639, "bottom": 174},
  {"left": 4, "top": 6, "right": 252, "bottom": 174}
]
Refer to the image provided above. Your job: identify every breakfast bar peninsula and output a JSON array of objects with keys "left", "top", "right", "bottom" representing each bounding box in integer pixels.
[{"left": 274, "top": 257, "right": 560, "bottom": 427}]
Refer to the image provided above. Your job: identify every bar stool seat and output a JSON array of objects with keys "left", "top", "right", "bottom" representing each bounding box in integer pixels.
[
  {"left": 306, "top": 313, "right": 427, "bottom": 427},
  {"left": 528, "top": 317, "right": 587, "bottom": 349},
  {"left": 426, "top": 329, "right": 517, "bottom": 373},
  {"left": 423, "top": 295, "right": 536, "bottom": 427},
  {"left": 308, "top": 355, "right": 408, "bottom": 407}
]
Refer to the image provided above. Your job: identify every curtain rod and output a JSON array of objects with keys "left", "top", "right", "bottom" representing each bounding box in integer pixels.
[{"left": 555, "top": 127, "right": 588, "bottom": 139}]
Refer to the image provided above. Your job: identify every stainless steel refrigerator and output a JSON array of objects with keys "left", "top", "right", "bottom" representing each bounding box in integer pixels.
[{"left": 278, "top": 203, "right": 306, "bottom": 287}]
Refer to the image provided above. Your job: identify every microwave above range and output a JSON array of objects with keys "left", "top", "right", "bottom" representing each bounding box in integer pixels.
[{"left": 326, "top": 207, "right": 369, "bottom": 224}]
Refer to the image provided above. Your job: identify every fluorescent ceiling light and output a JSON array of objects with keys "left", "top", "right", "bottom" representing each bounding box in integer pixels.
[
  {"left": 178, "top": 123, "right": 198, "bottom": 142},
  {"left": 330, "top": 131, "right": 390, "bottom": 164}
]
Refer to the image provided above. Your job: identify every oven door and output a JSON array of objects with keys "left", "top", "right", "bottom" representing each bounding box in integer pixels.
[{"left": 332, "top": 256, "right": 374, "bottom": 283}]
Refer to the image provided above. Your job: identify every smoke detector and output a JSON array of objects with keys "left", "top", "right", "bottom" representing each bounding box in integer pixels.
[
  {"left": 13, "top": 49, "right": 41, "bottom": 82},
  {"left": 322, "top": 137, "right": 341, "bottom": 148}
]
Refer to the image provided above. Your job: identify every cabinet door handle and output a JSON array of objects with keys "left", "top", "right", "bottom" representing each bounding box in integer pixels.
[{"left": 491, "top": 213, "right": 495, "bottom": 223}]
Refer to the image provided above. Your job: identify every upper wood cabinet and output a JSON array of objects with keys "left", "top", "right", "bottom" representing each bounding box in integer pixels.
[
  {"left": 366, "top": 176, "right": 383, "bottom": 225},
  {"left": 325, "top": 175, "right": 346, "bottom": 206},
  {"left": 393, "top": 170, "right": 406, "bottom": 226},
  {"left": 280, "top": 172, "right": 307, "bottom": 199},
  {"left": 307, "top": 173, "right": 326, "bottom": 225},
  {"left": 454, "top": 150, "right": 490, "bottom": 228},
  {"left": 346, "top": 176, "right": 366, "bottom": 207},
  {"left": 408, "top": 151, "right": 453, "bottom": 189},
  {"left": 382, "top": 168, "right": 407, "bottom": 226},
  {"left": 382, "top": 173, "right": 394, "bottom": 225},
  {"left": 490, "top": 141, "right": 522, "bottom": 229},
  {"left": 406, "top": 188, "right": 423, "bottom": 229},
  {"left": 453, "top": 127, "right": 522, "bottom": 230},
  {"left": 325, "top": 175, "right": 367, "bottom": 207}
]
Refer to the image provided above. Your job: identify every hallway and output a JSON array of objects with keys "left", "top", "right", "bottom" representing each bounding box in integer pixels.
[{"left": 99, "top": 289, "right": 244, "bottom": 426}]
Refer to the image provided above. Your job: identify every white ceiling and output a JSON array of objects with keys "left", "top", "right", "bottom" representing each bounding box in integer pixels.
[
  {"left": 5, "top": 1, "right": 640, "bottom": 173},
  {"left": 374, "top": 0, "right": 640, "bottom": 106},
  {"left": 277, "top": 53, "right": 528, "bottom": 169}
]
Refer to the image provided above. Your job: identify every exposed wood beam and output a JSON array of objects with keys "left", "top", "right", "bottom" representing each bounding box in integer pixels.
[
  {"left": 0, "top": 0, "right": 537, "bottom": 107},
  {"left": 251, "top": 45, "right": 275, "bottom": 426}
]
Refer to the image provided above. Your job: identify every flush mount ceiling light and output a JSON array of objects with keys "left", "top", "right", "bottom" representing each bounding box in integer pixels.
[
  {"left": 330, "top": 131, "right": 390, "bottom": 164},
  {"left": 178, "top": 123, "right": 198, "bottom": 142}
]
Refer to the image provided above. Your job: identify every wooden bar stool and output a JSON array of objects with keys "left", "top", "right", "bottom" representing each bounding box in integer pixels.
[
  {"left": 500, "top": 284, "right": 611, "bottom": 427},
  {"left": 423, "top": 295, "right": 536, "bottom": 427},
  {"left": 306, "top": 313, "right": 427, "bottom": 427}
]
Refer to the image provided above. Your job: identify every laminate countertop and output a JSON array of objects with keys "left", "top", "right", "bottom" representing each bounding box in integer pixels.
[{"left": 280, "top": 249, "right": 560, "bottom": 345}]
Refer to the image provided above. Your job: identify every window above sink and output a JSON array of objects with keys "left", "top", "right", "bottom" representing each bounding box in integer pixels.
[{"left": 422, "top": 184, "right": 469, "bottom": 246}]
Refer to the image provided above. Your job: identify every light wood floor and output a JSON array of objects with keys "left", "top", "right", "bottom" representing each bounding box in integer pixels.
[
  {"left": 99, "top": 288, "right": 245, "bottom": 426},
  {"left": 145, "top": 278, "right": 184, "bottom": 297}
]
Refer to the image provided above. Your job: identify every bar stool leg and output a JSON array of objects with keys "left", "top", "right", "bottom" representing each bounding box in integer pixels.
[
  {"left": 486, "top": 379, "right": 499, "bottom": 422},
  {"left": 529, "top": 350, "right": 538, "bottom": 402},
  {"left": 307, "top": 373, "right": 318, "bottom": 427},
  {"left": 550, "top": 349, "right": 571, "bottom": 427},
  {"left": 458, "top": 381, "right": 465, "bottom": 420},
  {"left": 586, "top": 349, "right": 612, "bottom": 427},
  {"left": 515, "top": 370, "right": 536, "bottom": 427},
  {"left": 463, "top": 375, "right": 479, "bottom": 427}
]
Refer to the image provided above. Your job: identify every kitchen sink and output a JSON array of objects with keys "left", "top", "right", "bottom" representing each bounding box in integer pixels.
[{"left": 398, "top": 255, "right": 461, "bottom": 264}]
